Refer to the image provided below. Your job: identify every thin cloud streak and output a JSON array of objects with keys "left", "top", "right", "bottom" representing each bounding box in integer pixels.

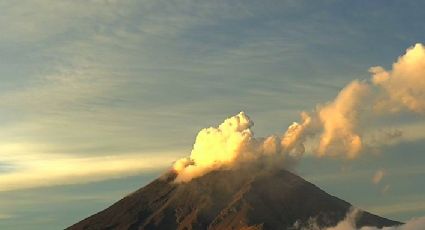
[{"left": 0, "top": 151, "right": 181, "bottom": 191}]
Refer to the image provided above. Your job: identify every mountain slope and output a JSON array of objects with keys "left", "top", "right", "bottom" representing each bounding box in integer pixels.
[{"left": 67, "top": 167, "right": 401, "bottom": 230}]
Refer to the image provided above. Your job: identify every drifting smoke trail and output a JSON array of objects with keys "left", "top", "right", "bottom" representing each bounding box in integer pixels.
[
  {"left": 372, "top": 44, "right": 425, "bottom": 114},
  {"left": 316, "top": 80, "right": 370, "bottom": 158},
  {"left": 173, "top": 43, "right": 425, "bottom": 182},
  {"left": 313, "top": 43, "right": 425, "bottom": 157}
]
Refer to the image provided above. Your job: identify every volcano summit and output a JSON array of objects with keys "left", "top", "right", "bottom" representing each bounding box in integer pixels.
[
  {"left": 68, "top": 165, "right": 400, "bottom": 230},
  {"left": 68, "top": 111, "right": 403, "bottom": 230}
]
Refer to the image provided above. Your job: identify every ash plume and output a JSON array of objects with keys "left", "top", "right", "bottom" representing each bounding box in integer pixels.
[
  {"left": 312, "top": 43, "right": 425, "bottom": 157},
  {"left": 173, "top": 111, "right": 311, "bottom": 182},
  {"left": 172, "top": 43, "right": 425, "bottom": 182},
  {"left": 315, "top": 80, "right": 370, "bottom": 158}
]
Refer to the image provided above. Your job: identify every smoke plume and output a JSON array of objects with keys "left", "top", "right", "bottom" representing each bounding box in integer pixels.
[
  {"left": 371, "top": 43, "right": 425, "bottom": 114},
  {"left": 313, "top": 43, "right": 425, "bottom": 157},
  {"left": 316, "top": 80, "right": 370, "bottom": 158},
  {"left": 173, "top": 43, "right": 425, "bottom": 182},
  {"left": 173, "top": 112, "right": 311, "bottom": 182}
]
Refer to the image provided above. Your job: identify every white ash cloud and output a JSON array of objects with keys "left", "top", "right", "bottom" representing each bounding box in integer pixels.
[
  {"left": 310, "top": 43, "right": 425, "bottom": 158},
  {"left": 172, "top": 43, "right": 425, "bottom": 182},
  {"left": 371, "top": 43, "right": 425, "bottom": 114},
  {"left": 173, "top": 111, "right": 311, "bottom": 182},
  {"left": 316, "top": 80, "right": 370, "bottom": 158}
]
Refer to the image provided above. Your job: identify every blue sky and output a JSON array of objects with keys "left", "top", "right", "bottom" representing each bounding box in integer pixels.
[{"left": 0, "top": 1, "right": 424, "bottom": 229}]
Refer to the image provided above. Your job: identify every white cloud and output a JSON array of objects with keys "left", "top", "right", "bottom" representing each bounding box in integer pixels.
[
  {"left": 372, "top": 169, "right": 385, "bottom": 184},
  {"left": 316, "top": 80, "right": 370, "bottom": 158},
  {"left": 301, "top": 43, "right": 425, "bottom": 158},
  {"left": 326, "top": 209, "right": 425, "bottom": 230},
  {"left": 371, "top": 44, "right": 425, "bottom": 114},
  {"left": 0, "top": 145, "right": 181, "bottom": 191},
  {"left": 173, "top": 111, "right": 311, "bottom": 182}
]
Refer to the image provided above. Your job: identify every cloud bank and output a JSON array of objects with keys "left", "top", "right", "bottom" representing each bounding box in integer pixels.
[{"left": 326, "top": 209, "right": 425, "bottom": 230}]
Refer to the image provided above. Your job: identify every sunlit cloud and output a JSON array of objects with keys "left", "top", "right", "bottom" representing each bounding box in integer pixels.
[
  {"left": 372, "top": 169, "right": 385, "bottom": 184},
  {"left": 315, "top": 80, "right": 369, "bottom": 157},
  {"left": 0, "top": 145, "right": 182, "bottom": 191},
  {"left": 325, "top": 208, "right": 425, "bottom": 230},
  {"left": 172, "top": 111, "right": 310, "bottom": 182},
  {"left": 311, "top": 44, "right": 425, "bottom": 157}
]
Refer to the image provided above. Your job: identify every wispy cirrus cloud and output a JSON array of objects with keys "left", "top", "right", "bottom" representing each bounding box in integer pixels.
[{"left": 0, "top": 149, "right": 181, "bottom": 191}]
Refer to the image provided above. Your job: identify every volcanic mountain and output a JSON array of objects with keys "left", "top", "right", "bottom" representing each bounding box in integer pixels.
[{"left": 68, "top": 166, "right": 400, "bottom": 230}]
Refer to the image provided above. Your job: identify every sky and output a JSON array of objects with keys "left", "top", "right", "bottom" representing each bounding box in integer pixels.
[{"left": 0, "top": 1, "right": 424, "bottom": 229}]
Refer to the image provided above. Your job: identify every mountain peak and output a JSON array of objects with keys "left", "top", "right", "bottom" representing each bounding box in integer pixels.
[{"left": 68, "top": 167, "right": 400, "bottom": 230}]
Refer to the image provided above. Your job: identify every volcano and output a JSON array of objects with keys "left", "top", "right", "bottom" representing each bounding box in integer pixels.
[{"left": 67, "top": 166, "right": 401, "bottom": 230}]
